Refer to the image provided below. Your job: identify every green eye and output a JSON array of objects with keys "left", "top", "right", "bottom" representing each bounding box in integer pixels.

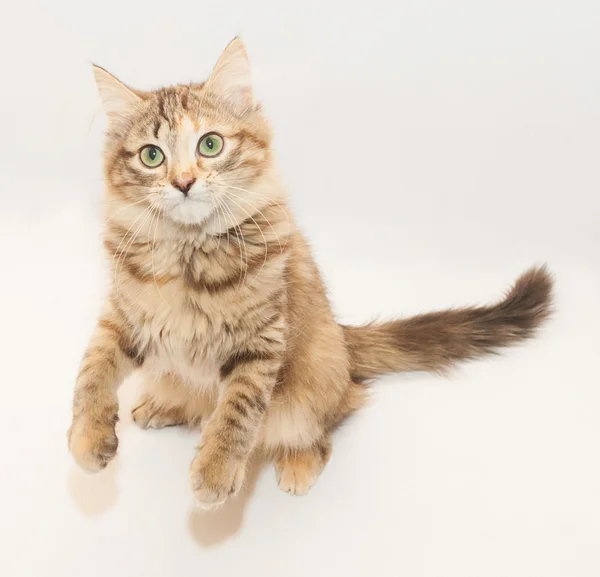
[
  {"left": 197, "top": 133, "right": 224, "bottom": 157},
  {"left": 140, "top": 145, "right": 165, "bottom": 168}
]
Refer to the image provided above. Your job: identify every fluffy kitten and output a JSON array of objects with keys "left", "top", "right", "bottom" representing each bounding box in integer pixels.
[{"left": 68, "top": 38, "right": 552, "bottom": 509}]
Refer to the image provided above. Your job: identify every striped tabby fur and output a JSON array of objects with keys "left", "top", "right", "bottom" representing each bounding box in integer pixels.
[{"left": 68, "top": 39, "right": 553, "bottom": 508}]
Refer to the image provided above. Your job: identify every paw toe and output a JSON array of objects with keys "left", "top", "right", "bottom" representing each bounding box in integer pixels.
[
  {"left": 132, "top": 399, "right": 185, "bottom": 430},
  {"left": 276, "top": 464, "right": 317, "bottom": 496}
]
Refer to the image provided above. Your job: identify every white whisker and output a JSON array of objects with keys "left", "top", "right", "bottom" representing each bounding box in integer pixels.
[
  {"left": 218, "top": 198, "right": 249, "bottom": 289},
  {"left": 150, "top": 205, "right": 169, "bottom": 307},
  {"left": 214, "top": 180, "right": 290, "bottom": 232},
  {"left": 218, "top": 191, "right": 269, "bottom": 279},
  {"left": 213, "top": 195, "right": 231, "bottom": 253},
  {"left": 102, "top": 197, "right": 148, "bottom": 227},
  {"left": 114, "top": 205, "right": 155, "bottom": 299},
  {"left": 213, "top": 183, "right": 287, "bottom": 253},
  {"left": 110, "top": 204, "right": 152, "bottom": 270}
]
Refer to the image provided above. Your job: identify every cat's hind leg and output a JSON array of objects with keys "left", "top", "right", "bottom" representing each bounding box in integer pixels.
[
  {"left": 268, "top": 378, "right": 367, "bottom": 496},
  {"left": 132, "top": 395, "right": 189, "bottom": 429},
  {"left": 132, "top": 373, "right": 205, "bottom": 430},
  {"left": 273, "top": 436, "right": 332, "bottom": 496}
]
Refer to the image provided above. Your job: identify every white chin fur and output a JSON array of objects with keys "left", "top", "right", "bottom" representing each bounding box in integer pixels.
[
  {"left": 167, "top": 199, "right": 213, "bottom": 225},
  {"left": 162, "top": 183, "right": 213, "bottom": 225}
]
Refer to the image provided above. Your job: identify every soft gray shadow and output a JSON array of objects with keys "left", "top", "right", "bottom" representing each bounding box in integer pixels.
[
  {"left": 67, "top": 458, "right": 119, "bottom": 516},
  {"left": 188, "top": 455, "right": 267, "bottom": 547}
]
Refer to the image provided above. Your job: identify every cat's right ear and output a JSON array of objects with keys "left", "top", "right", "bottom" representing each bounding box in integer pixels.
[{"left": 92, "top": 65, "right": 142, "bottom": 122}]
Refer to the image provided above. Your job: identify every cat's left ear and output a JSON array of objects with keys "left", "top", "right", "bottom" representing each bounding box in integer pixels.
[
  {"left": 92, "top": 65, "right": 143, "bottom": 122},
  {"left": 205, "top": 38, "right": 255, "bottom": 113}
]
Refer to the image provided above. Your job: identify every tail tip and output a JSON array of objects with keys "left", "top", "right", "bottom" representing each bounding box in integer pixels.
[{"left": 504, "top": 264, "right": 554, "bottom": 329}]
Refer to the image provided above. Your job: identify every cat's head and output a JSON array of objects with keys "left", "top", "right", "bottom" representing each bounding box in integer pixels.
[{"left": 95, "top": 38, "right": 275, "bottom": 227}]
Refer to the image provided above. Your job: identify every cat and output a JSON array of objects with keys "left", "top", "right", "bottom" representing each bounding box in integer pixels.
[{"left": 68, "top": 38, "right": 552, "bottom": 509}]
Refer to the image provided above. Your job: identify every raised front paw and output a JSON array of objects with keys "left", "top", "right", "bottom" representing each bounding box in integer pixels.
[
  {"left": 189, "top": 449, "right": 246, "bottom": 510},
  {"left": 68, "top": 414, "right": 118, "bottom": 473}
]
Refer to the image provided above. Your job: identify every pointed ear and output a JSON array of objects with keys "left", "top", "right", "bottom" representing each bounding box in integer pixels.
[
  {"left": 92, "top": 65, "right": 142, "bottom": 121},
  {"left": 205, "top": 38, "right": 255, "bottom": 113}
]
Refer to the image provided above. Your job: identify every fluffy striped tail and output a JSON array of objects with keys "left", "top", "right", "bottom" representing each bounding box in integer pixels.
[{"left": 343, "top": 266, "right": 553, "bottom": 381}]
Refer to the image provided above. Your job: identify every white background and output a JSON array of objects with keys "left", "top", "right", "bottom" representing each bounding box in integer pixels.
[{"left": 0, "top": 1, "right": 599, "bottom": 576}]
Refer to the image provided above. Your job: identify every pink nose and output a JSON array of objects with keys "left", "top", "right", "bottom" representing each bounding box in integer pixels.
[{"left": 172, "top": 172, "right": 196, "bottom": 195}]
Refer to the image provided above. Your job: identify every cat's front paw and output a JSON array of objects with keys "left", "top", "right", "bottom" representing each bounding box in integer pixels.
[
  {"left": 68, "top": 414, "right": 118, "bottom": 473},
  {"left": 189, "top": 449, "right": 246, "bottom": 510}
]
